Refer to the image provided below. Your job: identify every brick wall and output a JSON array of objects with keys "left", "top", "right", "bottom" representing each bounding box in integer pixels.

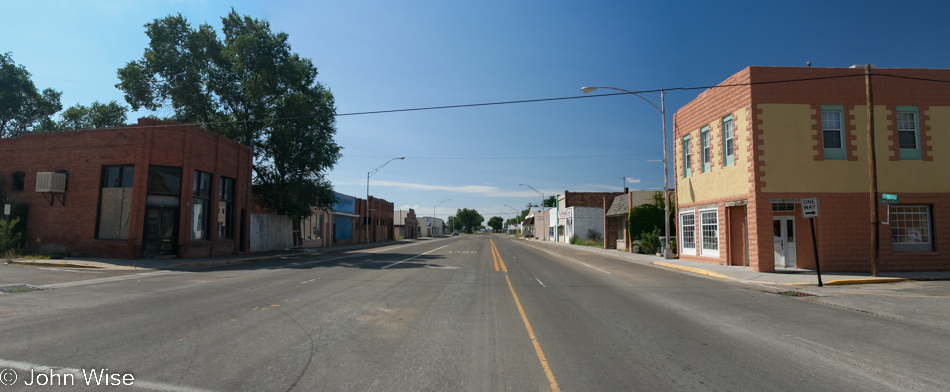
[
  {"left": 563, "top": 191, "right": 625, "bottom": 208},
  {"left": 0, "top": 119, "right": 253, "bottom": 259}
]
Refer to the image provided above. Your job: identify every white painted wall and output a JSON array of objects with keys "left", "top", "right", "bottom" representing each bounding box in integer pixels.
[
  {"left": 572, "top": 206, "right": 605, "bottom": 242},
  {"left": 250, "top": 214, "right": 294, "bottom": 252}
]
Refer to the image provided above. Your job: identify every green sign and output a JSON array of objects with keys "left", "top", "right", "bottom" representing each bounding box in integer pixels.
[
  {"left": 882, "top": 193, "right": 898, "bottom": 201},
  {"left": 880, "top": 199, "right": 899, "bottom": 204}
]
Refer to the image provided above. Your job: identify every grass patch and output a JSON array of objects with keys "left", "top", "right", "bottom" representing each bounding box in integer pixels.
[
  {"left": 0, "top": 285, "right": 42, "bottom": 294},
  {"left": 575, "top": 240, "right": 604, "bottom": 248},
  {"left": 20, "top": 253, "right": 65, "bottom": 260}
]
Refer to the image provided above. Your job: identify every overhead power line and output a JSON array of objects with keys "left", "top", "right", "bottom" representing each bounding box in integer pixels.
[{"left": 88, "top": 72, "right": 950, "bottom": 131}]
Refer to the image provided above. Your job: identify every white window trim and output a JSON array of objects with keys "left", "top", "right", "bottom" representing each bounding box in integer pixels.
[
  {"left": 680, "top": 211, "right": 697, "bottom": 254},
  {"left": 890, "top": 205, "right": 933, "bottom": 252},
  {"left": 698, "top": 208, "right": 720, "bottom": 257}
]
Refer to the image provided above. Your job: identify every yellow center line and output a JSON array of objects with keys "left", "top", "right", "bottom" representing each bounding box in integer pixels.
[
  {"left": 506, "top": 274, "right": 560, "bottom": 392},
  {"left": 491, "top": 240, "right": 499, "bottom": 272},
  {"left": 490, "top": 238, "right": 507, "bottom": 273},
  {"left": 491, "top": 237, "right": 559, "bottom": 391}
]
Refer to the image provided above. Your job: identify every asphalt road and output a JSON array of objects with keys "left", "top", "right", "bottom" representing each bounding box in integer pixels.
[{"left": 0, "top": 234, "right": 948, "bottom": 391}]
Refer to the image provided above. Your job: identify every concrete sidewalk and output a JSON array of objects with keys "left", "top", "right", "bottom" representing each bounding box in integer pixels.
[
  {"left": 3, "top": 239, "right": 431, "bottom": 270},
  {"left": 520, "top": 237, "right": 950, "bottom": 286}
]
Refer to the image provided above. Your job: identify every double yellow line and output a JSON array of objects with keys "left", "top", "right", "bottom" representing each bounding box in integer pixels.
[{"left": 489, "top": 238, "right": 560, "bottom": 392}]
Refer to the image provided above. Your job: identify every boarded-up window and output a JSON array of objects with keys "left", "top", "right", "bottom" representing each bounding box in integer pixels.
[{"left": 98, "top": 166, "right": 134, "bottom": 239}]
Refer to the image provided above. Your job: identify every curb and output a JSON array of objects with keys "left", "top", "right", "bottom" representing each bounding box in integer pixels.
[
  {"left": 653, "top": 262, "right": 733, "bottom": 280},
  {"left": 8, "top": 260, "right": 108, "bottom": 269},
  {"left": 823, "top": 278, "right": 910, "bottom": 285},
  {"left": 652, "top": 262, "right": 912, "bottom": 286}
]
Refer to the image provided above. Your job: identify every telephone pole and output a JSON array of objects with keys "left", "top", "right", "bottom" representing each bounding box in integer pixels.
[{"left": 865, "top": 64, "right": 880, "bottom": 277}]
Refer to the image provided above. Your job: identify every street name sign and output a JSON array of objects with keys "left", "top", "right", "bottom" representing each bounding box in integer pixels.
[
  {"left": 881, "top": 193, "right": 899, "bottom": 204},
  {"left": 801, "top": 198, "right": 819, "bottom": 218}
]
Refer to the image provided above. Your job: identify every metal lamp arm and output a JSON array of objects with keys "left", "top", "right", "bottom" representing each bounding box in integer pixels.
[{"left": 584, "top": 86, "right": 661, "bottom": 112}]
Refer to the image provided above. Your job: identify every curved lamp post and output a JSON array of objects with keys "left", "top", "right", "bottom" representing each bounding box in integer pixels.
[
  {"left": 519, "top": 183, "right": 544, "bottom": 207},
  {"left": 505, "top": 204, "right": 522, "bottom": 234},
  {"left": 366, "top": 157, "right": 404, "bottom": 243},
  {"left": 582, "top": 86, "right": 672, "bottom": 259},
  {"left": 435, "top": 198, "right": 450, "bottom": 235}
]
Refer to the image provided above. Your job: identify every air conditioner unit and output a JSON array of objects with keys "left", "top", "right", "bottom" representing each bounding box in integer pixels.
[{"left": 36, "top": 172, "right": 67, "bottom": 193}]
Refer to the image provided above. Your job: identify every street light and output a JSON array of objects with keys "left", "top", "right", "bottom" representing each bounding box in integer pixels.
[
  {"left": 366, "top": 157, "right": 404, "bottom": 244},
  {"left": 582, "top": 86, "right": 672, "bottom": 259},
  {"left": 505, "top": 204, "right": 521, "bottom": 234},
  {"left": 435, "top": 199, "right": 450, "bottom": 236},
  {"left": 519, "top": 183, "right": 544, "bottom": 207}
]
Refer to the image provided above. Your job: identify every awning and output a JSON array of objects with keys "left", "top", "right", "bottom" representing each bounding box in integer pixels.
[{"left": 523, "top": 217, "right": 535, "bottom": 225}]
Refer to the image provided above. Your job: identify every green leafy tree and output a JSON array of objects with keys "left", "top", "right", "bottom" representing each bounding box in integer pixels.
[
  {"left": 455, "top": 208, "right": 484, "bottom": 234},
  {"left": 628, "top": 203, "right": 663, "bottom": 241},
  {"left": 0, "top": 52, "right": 62, "bottom": 137},
  {"left": 542, "top": 195, "right": 556, "bottom": 207},
  {"left": 38, "top": 100, "right": 128, "bottom": 131},
  {"left": 487, "top": 216, "right": 503, "bottom": 232},
  {"left": 116, "top": 9, "right": 340, "bottom": 220}
]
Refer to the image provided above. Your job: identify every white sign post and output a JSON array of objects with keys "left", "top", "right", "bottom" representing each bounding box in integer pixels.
[{"left": 801, "top": 198, "right": 819, "bottom": 218}]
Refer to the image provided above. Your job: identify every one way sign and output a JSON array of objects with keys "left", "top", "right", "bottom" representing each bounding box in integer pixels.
[{"left": 801, "top": 198, "right": 819, "bottom": 218}]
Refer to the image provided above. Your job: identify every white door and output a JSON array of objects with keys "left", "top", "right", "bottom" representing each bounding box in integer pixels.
[{"left": 772, "top": 217, "right": 797, "bottom": 268}]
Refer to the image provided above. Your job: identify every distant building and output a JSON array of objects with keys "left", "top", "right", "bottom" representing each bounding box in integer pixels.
[
  {"left": 604, "top": 191, "right": 659, "bottom": 252},
  {"left": 394, "top": 209, "right": 419, "bottom": 240},
  {"left": 552, "top": 190, "right": 626, "bottom": 243},
  {"left": 296, "top": 193, "right": 394, "bottom": 247},
  {"left": 418, "top": 216, "right": 445, "bottom": 237}
]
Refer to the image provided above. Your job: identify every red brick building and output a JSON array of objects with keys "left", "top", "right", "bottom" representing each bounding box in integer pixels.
[
  {"left": 1, "top": 119, "right": 253, "bottom": 259},
  {"left": 674, "top": 66, "right": 950, "bottom": 272}
]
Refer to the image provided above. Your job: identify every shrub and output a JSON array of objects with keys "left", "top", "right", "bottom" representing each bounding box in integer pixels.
[
  {"left": 0, "top": 217, "right": 22, "bottom": 254},
  {"left": 638, "top": 227, "right": 662, "bottom": 254},
  {"left": 569, "top": 234, "right": 581, "bottom": 245},
  {"left": 586, "top": 229, "right": 602, "bottom": 243}
]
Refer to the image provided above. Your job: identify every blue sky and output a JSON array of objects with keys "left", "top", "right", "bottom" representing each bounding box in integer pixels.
[{"left": 3, "top": 0, "right": 949, "bottom": 225}]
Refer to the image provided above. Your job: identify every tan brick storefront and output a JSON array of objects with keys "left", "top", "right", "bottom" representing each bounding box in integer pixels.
[{"left": 674, "top": 66, "right": 950, "bottom": 273}]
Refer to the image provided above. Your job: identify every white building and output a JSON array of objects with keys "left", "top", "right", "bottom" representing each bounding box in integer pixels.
[{"left": 417, "top": 216, "right": 445, "bottom": 237}]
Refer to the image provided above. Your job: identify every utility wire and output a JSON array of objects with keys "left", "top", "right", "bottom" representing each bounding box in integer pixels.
[
  {"left": 345, "top": 152, "right": 660, "bottom": 160},
  {"left": 84, "top": 72, "right": 950, "bottom": 131}
]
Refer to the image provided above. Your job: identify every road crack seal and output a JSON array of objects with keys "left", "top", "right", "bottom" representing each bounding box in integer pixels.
[{"left": 279, "top": 306, "right": 316, "bottom": 392}]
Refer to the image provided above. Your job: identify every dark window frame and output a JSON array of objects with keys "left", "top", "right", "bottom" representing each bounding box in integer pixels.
[
  {"left": 192, "top": 171, "right": 212, "bottom": 241},
  {"left": 218, "top": 176, "right": 235, "bottom": 240},
  {"left": 12, "top": 171, "right": 25, "bottom": 192}
]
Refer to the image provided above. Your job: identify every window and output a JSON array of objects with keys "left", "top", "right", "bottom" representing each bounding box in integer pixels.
[
  {"left": 890, "top": 205, "right": 932, "bottom": 252},
  {"left": 699, "top": 209, "right": 719, "bottom": 257},
  {"left": 12, "top": 171, "right": 25, "bottom": 192},
  {"left": 97, "top": 165, "right": 135, "bottom": 240},
  {"left": 722, "top": 115, "right": 734, "bottom": 166},
  {"left": 192, "top": 171, "right": 212, "bottom": 240},
  {"left": 683, "top": 135, "right": 692, "bottom": 178},
  {"left": 218, "top": 177, "right": 234, "bottom": 240},
  {"left": 772, "top": 203, "right": 795, "bottom": 212},
  {"left": 821, "top": 106, "right": 846, "bottom": 160},
  {"left": 897, "top": 106, "right": 921, "bottom": 160},
  {"left": 701, "top": 126, "right": 711, "bottom": 173},
  {"left": 680, "top": 212, "right": 696, "bottom": 253},
  {"left": 147, "top": 166, "right": 182, "bottom": 195}
]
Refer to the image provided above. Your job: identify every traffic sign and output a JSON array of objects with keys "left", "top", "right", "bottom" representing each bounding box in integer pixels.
[
  {"left": 801, "top": 198, "right": 819, "bottom": 218},
  {"left": 882, "top": 193, "right": 898, "bottom": 201}
]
